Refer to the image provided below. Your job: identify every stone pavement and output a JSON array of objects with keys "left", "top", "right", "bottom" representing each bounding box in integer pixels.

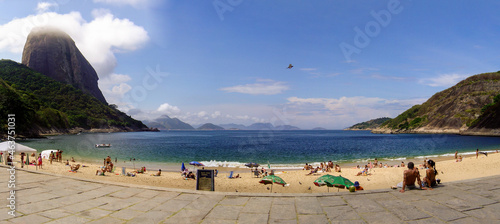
[{"left": 1, "top": 167, "right": 500, "bottom": 224}]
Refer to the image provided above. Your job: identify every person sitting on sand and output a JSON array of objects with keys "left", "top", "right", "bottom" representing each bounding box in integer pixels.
[
  {"left": 335, "top": 164, "right": 341, "bottom": 172},
  {"left": 186, "top": 172, "right": 196, "bottom": 180},
  {"left": 356, "top": 167, "right": 369, "bottom": 176},
  {"left": 423, "top": 160, "right": 439, "bottom": 188},
  {"left": 393, "top": 162, "right": 428, "bottom": 193},
  {"left": 70, "top": 164, "right": 80, "bottom": 172},
  {"left": 151, "top": 169, "right": 161, "bottom": 176},
  {"left": 326, "top": 165, "right": 331, "bottom": 172},
  {"left": 303, "top": 163, "right": 310, "bottom": 170},
  {"left": 374, "top": 158, "right": 378, "bottom": 166},
  {"left": 135, "top": 167, "right": 146, "bottom": 174},
  {"left": 306, "top": 167, "right": 319, "bottom": 175},
  {"left": 96, "top": 167, "right": 106, "bottom": 176},
  {"left": 354, "top": 181, "right": 364, "bottom": 191},
  {"left": 71, "top": 157, "right": 75, "bottom": 162},
  {"left": 181, "top": 168, "right": 189, "bottom": 176},
  {"left": 65, "top": 160, "right": 70, "bottom": 166},
  {"left": 106, "top": 162, "right": 114, "bottom": 172},
  {"left": 456, "top": 155, "right": 462, "bottom": 162},
  {"left": 400, "top": 161, "right": 405, "bottom": 167}
]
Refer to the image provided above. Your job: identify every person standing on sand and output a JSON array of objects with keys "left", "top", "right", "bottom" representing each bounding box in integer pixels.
[
  {"left": 393, "top": 162, "right": 428, "bottom": 193},
  {"left": 20, "top": 152, "right": 25, "bottom": 168},
  {"left": 455, "top": 151, "right": 458, "bottom": 160},
  {"left": 476, "top": 149, "right": 479, "bottom": 158}
]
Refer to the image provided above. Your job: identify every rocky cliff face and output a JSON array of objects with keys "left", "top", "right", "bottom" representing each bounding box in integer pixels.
[
  {"left": 373, "top": 72, "right": 500, "bottom": 135},
  {"left": 22, "top": 27, "right": 107, "bottom": 103}
]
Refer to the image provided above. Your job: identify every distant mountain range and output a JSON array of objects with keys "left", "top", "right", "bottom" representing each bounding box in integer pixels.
[
  {"left": 143, "top": 115, "right": 194, "bottom": 130},
  {"left": 144, "top": 118, "right": 302, "bottom": 131}
]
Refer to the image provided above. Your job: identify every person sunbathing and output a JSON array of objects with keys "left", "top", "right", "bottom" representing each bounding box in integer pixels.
[{"left": 151, "top": 169, "right": 161, "bottom": 176}]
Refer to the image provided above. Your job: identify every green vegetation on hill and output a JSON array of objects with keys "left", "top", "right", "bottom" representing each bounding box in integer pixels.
[
  {"left": 347, "top": 117, "right": 391, "bottom": 130},
  {"left": 378, "top": 72, "right": 500, "bottom": 134},
  {"left": 0, "top": 59, "right": 147, "bottom": 136}
]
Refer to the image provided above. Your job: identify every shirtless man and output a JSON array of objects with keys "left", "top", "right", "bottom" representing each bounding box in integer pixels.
[{"left": 395, "top": 162, "right": 427, "bottom": 193}]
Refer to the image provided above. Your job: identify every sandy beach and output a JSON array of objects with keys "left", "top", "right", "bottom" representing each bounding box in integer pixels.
[{"left": 10, "top": 151, "right": 500, "bottom": 193}]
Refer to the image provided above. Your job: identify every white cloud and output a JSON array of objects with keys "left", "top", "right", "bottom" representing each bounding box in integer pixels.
[
  {"left": 0, "top": 10, "right": 149, "bottom": 78},
  {"left": 98, "top": 73, "right": 132, "bottom": 107},
  {"left": 220, "top": 79, "right": 289, "bottom": 95},
  {"left": 157, "top": 103, "right": 181, "bottom": 115},
  {"left": 285, "top": 96, "right": 427, "bottom": 129},
  {"left": 197, "top": 111, "right": 207, "bottom": 118},
  {"left": 419, "top": 74, "right": 469, "bottom": 87},
  {"left": 211, "top": 111, "right": 221, "bottom": 119},
  {"left": 36, "top": 2, "right": 58, "bottom": 14}
]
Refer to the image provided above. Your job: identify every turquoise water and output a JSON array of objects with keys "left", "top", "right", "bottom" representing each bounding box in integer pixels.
[{"left": 19, "top": 130, "right": 500, "bottom": 170}]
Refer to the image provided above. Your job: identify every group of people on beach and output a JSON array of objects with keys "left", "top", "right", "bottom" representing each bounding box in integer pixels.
[{"left": 303, "top": 161, "right": 342, "bottom": 175}]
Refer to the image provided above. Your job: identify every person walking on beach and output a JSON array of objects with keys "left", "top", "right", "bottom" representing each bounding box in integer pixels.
[
  {"left": 455, "top": 151, "right": 458, "bottom": 160},
  {"left": 393, "top": 162, "right": 427, "bottom": 193}
]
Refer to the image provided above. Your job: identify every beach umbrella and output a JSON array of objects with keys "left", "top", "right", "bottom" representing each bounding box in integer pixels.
[
  {"left": 325, "top": 175, "right": 354, "bottom": 192},
  {"left": 313, "top": 174, "right": 337, "bottom": 192},
  {"left": 181, "top": 162, "right": 186, "bottom": 171},
  {"left": 245, "top": 162, "right": 259, "bottom": 168},
  {"left": 189, "top": 161, "right": 204, "bottom": 166},
  {"left": 259, "top": 175, "right": 287, "bottom": 192}
]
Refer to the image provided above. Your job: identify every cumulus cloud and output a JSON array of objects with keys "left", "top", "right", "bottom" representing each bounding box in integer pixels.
[
  {"left": 0, "top": 10, "right": 149, "bottom": 78},
  {"left": 419, "top": 74, "right": 469, "bottom": 87},
  {"left": 157, "top": 103, "right": 181, "bottom": 115},
  {"left": 219, "top": 79, "right": 289, "bottom": 95},
  {"left": 98, "top": 73, "right": 132, "bottom": 107},
  {"left": 36, "top": 2, "right": 58, "bottom": 14}
]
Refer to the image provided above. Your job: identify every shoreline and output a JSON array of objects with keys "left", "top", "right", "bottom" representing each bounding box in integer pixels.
[{"left": 11, "top": 151, "right": 500, "bottom": 193}]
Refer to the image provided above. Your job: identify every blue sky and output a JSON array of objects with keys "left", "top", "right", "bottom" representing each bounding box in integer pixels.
[{"left": 1, "top": 0, "right": 499, "bottom": 129}]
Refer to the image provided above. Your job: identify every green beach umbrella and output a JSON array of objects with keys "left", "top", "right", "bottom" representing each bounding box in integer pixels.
[
  {"left": 325, "top": 175, "right": 354, "bottom": 192},
  {"left": 259, "top": 175, "right": 287, "bottom": 192},
  {"left": 313, "top": 174, "right": 337, "bottom": 192}
]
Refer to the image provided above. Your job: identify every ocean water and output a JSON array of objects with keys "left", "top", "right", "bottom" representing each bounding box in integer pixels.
[{"left": 19, "top": 130, "right": 500, "bottom": 170}]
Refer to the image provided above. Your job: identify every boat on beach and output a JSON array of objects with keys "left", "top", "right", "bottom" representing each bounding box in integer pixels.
[{"left": 95, "top": 144, "right": 112, "bottom": 148}]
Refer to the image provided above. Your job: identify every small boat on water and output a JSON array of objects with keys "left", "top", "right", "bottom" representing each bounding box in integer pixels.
[{"left": 95, "top": 144, "right": 112, "bottom": 148}]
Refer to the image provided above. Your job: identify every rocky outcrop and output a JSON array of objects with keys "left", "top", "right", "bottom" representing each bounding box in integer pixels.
[
  {"left": 22, "top": 27, "right": 107, "bottom": 103},
  {"left": 345, "top": 117, "right": 391, "bottom": 130}
]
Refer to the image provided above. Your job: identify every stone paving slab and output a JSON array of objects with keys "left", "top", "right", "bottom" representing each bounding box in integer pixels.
[{"left": 2, "top": 167, "right": 500, "bottom": 224}]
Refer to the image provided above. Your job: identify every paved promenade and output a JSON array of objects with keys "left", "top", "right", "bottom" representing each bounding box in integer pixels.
[{"left": 1, "top": 167, "right": 499, "bottom": 224}]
